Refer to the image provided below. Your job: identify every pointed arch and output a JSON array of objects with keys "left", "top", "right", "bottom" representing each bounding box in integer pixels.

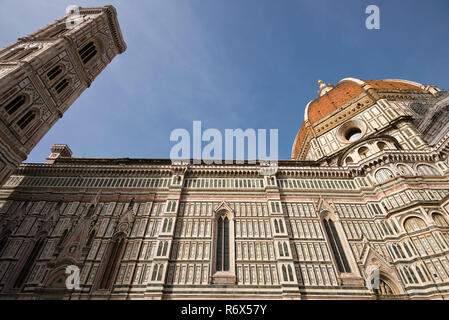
[
  {"left": 2, "top": 94, "right": 29, "bottom": 117},
  {"left": 216, "top": 215, "right": 230, "bottom": 271},
  {"left": 79, "top": 41, "right": 98, "bottom": 64},
  {"left": 274, "top": 220, "right": 280, "bottom": 233},
  {"left": 157, "top": 264, "right": 164, "bottom": 281},
  {"left": 13, "top": 236, "right": 46, "bottom": 288},
  {"left": 278, "top": 242, "right": 284, "bottom": 257},
  {"left": 157, "top": 241, "right": 163, "bottom": 256},
  {"left": 17, "top": 108, "right": 39, "bottom": 131},
  {"left": 162, "top": 241, "right": 168, "bottom": 256},
  {"left": 86, "top": 229, "right": 96, "bottom": 247},
  {"left": 98, "top": 233, "right": 126, "bottom": 290},
  {"left": 151, "top": 264, "right": 159, "bottom": 281},
  {"left": 321, "top": 212, "right": 351, "bottom": 273},
  {"left": 279, "top": 219, "right": 285, "bottom": 233},
  {"left": 287, "top": 265, "right": 294, "bottom": 281},
  {"left": 282, "top": 265, "right": 288, "bottom": 282},
  {"left": 283, "top": 242, "right": 289, "bottom": 256},
  {"left": 211, "top": 204, "right": 236, "bottom": 284},
  {"left": 162, "top": 219, "right": 168, "bottom": 232}
]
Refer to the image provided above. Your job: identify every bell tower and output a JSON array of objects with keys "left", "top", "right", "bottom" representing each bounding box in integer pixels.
[{"left": 0, "top": 5, "right": 126, "bottom": 186}]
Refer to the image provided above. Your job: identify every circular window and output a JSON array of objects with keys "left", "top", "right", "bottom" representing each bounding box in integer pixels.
[
  {"left": 345, "top": 128, "right": 362, "bottom": 142},
  {"left": 337, "top": 120, "right": 367, "bottom": 144}
]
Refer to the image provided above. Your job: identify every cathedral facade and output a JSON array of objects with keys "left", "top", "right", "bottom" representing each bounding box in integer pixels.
[{"left": 1, "top": 9, "right": 449, "bottom": 301}]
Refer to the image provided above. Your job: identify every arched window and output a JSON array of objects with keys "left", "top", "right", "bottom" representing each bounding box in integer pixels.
[
  {"left": 157, "top": 264, "right": 164, "bottom": 281},
  {"left": 162, "top": 219, "right": 169, "bottom": 233},
  {"left": 216, "top": 214, "right": 230, "bottom": 272},
  {"left": 86, "top": 205, "right": 95, "bottom": 217},
  {"left": 14, "top": 238, "right": 45, "bottom": 288},
  {"left": 377, "top": 142, "right": 388, "bottom": 151},
  {"left": 417, "top": 164, "right": 439, "bottom": 176},
  {"left": 86, "top": 230, "right": 96, "bottom": 247},
  {"left": 283, "top": 243, "right": 289, "bottom": 256},
  {"left": 79, "top": 42, "right": 97, "bottom": 64},
  {"left": 47, "top": 65, "right": 63, "bottom": 81},
  {"left": 358, "top": 146, "right": 369, "bottom": 159},
  {"left": 375, "top": 168, "right": 394, "bottom": 184},
  {"left": 404, "top": 217, "right": 427, "bottom": 233},
  {"left": 17, "top": 110, "right": 37, "bottom": 130},
  {"left": 433, "top": 213, "right": 449, "bottom": 227},
  {"left": 279, "top": 220, "right": 285, "bottom": 233},
  {"left": 274, "top": 220, "right": 279, "bottom": 233},
  {"left": 99, "top": 236, "right": 126, "bottom": 290},
  {"left": 4, "top": 95, "right": 26, "bottom": 115},
  {"left": 54, "top": 78, "right": 69, "bottom": 94},
  {"left": 162, "top": 242, "right": 168, "bottom": 256},
  {"left": 323, "top": 218, "right": 351, "bottom": 273},
  {"left": 282, "top": 265, "right": 288, "bottom": 281},
  {"left": 287, "top": 265, "right": 294, "bottom": 281},
  {"left": 157, "top": 241, "right": 163, "bottom": 256},
  {"left": 345, "top": 156, "right": 354, "bottom": 165},
  {"left": 151, "top": 264, "right": 159, "bottom": 281},
  {"left": 167, "top": 219, "right": 173, "bottom": 233},
  {"left": 278, "top": 242, "right": 284, "bottom": 257}
]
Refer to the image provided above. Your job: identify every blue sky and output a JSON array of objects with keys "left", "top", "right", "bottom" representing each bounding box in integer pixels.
[{"left": 1, "top": 0, "right": 448, "bottom": 162}]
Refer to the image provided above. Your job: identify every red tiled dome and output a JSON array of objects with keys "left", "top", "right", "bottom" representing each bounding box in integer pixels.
[{"left": 292, "top": 78, "right": 427, "bottom": 160}]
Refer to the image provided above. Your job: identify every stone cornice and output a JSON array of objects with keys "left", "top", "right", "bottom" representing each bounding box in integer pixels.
[
  {"left": 79, "top": 6, "right": 127, "bottom": 54},
  {"left": 12, "top": 143, "right": 448, "bottom": 180}
]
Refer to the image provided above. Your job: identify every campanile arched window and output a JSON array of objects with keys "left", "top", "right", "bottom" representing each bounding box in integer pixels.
[
  {"left": 47, "top": 65, "right": 63, "bottom": 81},
  {"left": 17, "top": 109, "right": 37, "bottom": 130},
  {"left": 216, "top": 214, "right": 230, "bottom": 272},
  {"left": 79, "top": 41, "right": 97, "bottom": 64},
  {"left": 4, "top": 95, "right": 26, "bottom": 115}
]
